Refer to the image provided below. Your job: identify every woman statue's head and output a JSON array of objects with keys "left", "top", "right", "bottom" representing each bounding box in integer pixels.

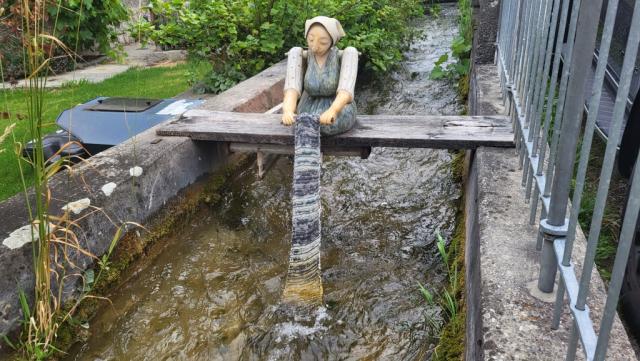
[{"left": 305, "top": 16, "right": 346, "bottom": 56}]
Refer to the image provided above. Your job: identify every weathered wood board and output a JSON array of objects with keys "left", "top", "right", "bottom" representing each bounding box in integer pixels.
[{"left": 156, "top": 110, "right": 514, "bottom": 149}]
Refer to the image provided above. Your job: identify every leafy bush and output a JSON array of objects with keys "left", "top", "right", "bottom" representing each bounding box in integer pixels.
[
  {"left": 430, "top": 36, "right": 471, "bottom": 81},
  {"left": 50, "top": 0, "right": 129, "bottom": 58},
  {"left": 130, "top": 0, "right": 423, "bottom": 93},
  {"left": 429, "top": 0, "right": 472, "bottom": 100},
  {"left": 0, "top": 0, "right": 129, "bottom": 79}
]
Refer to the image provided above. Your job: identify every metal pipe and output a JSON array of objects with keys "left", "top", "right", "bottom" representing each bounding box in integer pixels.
[
  {"left": 543, "top": 0, "right": 582, "bottom": 198},
  {"left": 539, "top": 0, "right": 604, "bottom": 293},
  {"left": 562, "top": 0, "right": 621, "bottom": 267}
]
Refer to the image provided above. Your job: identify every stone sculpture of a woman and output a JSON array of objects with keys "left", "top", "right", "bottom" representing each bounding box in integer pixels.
[
  {"left": 281, "top": 17, "right": 358, "bottom": 303},
  {"left": 281, "top": 16, "right": 358, "bottom": 134}
]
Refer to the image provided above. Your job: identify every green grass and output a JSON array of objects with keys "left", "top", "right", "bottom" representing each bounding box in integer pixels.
[
  {"left": 576, "top": 136, "right": 627, "bottom": 282},
  {"left": 0, "top": 64, "right": 199, "bottom": 201}
]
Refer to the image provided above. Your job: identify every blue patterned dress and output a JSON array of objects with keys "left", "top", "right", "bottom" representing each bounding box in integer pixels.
[{"left": 297, "top": 47, "right": 357, "bottom": 135}]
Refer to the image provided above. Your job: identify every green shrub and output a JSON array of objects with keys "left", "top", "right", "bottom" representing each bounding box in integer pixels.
[
  {"left": 49, "top": 0, "right": 129, "bottom": 58},
  {"left": 0, "top": 0, "right": 129, "bottom": 79},
  {"left": 130, "top": 0, "right": 423, "bottom": 93},
  {"left": 429, "top": 0, "right": 472, "bottom": 101}
]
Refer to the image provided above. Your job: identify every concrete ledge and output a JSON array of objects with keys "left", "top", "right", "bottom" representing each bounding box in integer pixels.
[
  {"left": 469, "top": 63, "right": 635, "bottom": 359},
  {"left": 472, "top": 0, "right": 500, "bottom": 65},
  {"left": 0, "top": 61, "right": 286, "bottom": 353},
  {"left": 464, "top": 149, "right": 483, "bottom": 361},
  {"left": 475, "top": 147, "right": 635, "bottom": 360}
]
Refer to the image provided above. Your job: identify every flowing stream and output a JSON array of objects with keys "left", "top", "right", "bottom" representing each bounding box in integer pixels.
[{"left": 67, "top": 6, "right": 463, "bottom": 360}]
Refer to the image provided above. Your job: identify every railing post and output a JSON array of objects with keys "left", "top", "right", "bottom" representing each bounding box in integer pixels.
[{"left": 538, "top": 0, "right": 604, "bottom": 293}]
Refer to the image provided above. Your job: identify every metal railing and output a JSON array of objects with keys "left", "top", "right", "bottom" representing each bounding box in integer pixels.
[{"left": 496, "top": 0, "right": 640, "bottom": 359}]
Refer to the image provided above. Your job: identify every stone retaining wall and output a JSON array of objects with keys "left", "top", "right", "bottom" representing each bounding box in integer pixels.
[{"left": 0, "top": 60, "right": 286, "bottom": 356}]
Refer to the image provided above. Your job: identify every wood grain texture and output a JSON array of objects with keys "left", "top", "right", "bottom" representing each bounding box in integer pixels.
[{"left": 156, "top": 110, "right": 514, "bottom": 149}]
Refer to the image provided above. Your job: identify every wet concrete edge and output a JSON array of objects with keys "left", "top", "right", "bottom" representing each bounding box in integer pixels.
[
  {"left": 470, "top": 62, "right": 636, "bottom": 359},
  {"left": 0, "top": 60, "right": 286, "bottom": 355}
]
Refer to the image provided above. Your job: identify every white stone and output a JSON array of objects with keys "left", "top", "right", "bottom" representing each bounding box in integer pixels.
[
  {"left": 101, "top": 182, "right": 117, "bottom": 196},
  {"left": 2, "top": 224, "right": 38, "bottom": 249},
  {"left": 129, "top": 166, "right": 143, "bottom": 177},
  {"left": 62, "top": 198, "right": 91, "bottom": 215}
]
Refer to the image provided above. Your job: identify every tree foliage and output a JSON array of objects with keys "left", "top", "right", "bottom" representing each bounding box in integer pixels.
[
  {"left": 130, "top": 0, "right": 424, "bottom": 93},
  {"left": 0, "top": 0, "right": 128, "bottom": 79}
]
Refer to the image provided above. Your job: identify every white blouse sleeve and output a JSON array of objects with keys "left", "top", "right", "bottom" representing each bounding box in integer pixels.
[
  {"left": 284, "top": 47, "right": 304, "bottom": 98},
  {"left": 337, "top": 47, "right": 359, "bottom": 98}
]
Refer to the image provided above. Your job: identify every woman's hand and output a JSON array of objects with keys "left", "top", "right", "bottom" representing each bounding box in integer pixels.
[
  {"left": 282, "top": 89, "right": 299, "bottom": 126},
  {"left": 282, "top": 111, "right": 296, "bottom": 126},
  {"left": 320, "top": 108, "right": 338, "bottom": 125}
]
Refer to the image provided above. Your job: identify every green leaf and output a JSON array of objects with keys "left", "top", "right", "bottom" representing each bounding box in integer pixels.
[
  {"left": 435, "top": 53, "right": 449, "bottom": 66},
  {"left": 430, "top": 65, "right": 446, "bottom": 80}
]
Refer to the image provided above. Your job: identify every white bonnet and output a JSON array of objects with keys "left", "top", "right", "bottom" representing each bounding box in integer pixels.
[{"left": 304, "top": 16, "right": 346, "bottom": 45}]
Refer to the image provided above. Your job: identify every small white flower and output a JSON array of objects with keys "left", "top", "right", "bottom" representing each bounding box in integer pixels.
[
  {"left": 129, "top": 166, "right": 143, "bottom": 177},
  {"left": 101, "top": 182, "right": 117, "bottom": 196},
  {"left": 62, "top": 198, "right": 91, "bottom": 215}
]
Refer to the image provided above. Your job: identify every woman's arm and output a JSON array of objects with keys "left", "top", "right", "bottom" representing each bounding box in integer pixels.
[
  {"left": 283, "top": 47, "right": 304, "bottom": 125},
  {"left": 320, "top": 47, "right": 359, "bottom": 125}
]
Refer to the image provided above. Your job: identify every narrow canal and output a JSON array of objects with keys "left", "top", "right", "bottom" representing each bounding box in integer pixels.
[{"left": 68, "top": 5, "right": 463, "bottom": 360}]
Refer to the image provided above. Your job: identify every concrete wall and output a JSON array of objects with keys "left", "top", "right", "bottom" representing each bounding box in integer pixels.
[
  {"left": 472, "top": 0, "right": 501, "bottom": 64},
  {"left": 0, "top": 61, "right": 286, "bottom": 355}
]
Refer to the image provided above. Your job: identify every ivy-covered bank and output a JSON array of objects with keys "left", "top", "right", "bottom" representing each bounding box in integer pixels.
[{"left": 130, "top": 0, "right": 424, "bottom": 93}]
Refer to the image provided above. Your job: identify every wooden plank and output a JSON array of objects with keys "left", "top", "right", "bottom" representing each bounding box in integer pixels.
[{"left": 157, "top": 109, "right": 514, "bottom": 149}]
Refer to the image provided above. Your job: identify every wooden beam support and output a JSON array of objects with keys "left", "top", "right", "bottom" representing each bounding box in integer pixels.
[
  {"left": 228, "top": 143, "right": 371, "bottom": 159},
  {"left": 157, "top": 110, "right": 514, "bottom": 149}
]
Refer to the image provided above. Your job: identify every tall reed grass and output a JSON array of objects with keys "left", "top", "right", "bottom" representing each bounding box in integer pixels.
[{"left": 1, "top": 1, "right": 132, "bottom": 359}]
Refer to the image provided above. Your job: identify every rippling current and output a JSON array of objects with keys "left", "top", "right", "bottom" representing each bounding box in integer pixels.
[{"left": 67, "top": 6, "right": 463, "bottom": 360}]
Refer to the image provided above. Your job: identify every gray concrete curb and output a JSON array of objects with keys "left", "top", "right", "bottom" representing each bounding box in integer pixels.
[{"left": 469, "top": 63, "right": 635, "bottom": 360}]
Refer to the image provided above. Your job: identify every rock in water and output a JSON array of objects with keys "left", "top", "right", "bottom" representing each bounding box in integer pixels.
[{"left": 283, "top": 114, "right": 323, "bottom": 304}]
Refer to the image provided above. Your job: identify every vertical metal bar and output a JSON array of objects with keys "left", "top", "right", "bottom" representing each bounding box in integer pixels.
[
  {"left": 528, "top": 0, "right": 561, "bottom": 223},
  {"left": 532, "top": 0, "right": 561, "bottom": 158},
  {"left": 516, "top": 0, "right": 534, "bottom": 94},
  {"left": 509, "top": 0, "right": 525, "bottom": 78},
  {"left": 522, "top": 1, "right": 545, "bottom": 121},
  {"left": 526, "top": 0, "right": 553, "bottom": 138},
  {"left": 514, "top": 0, "right": 530, "bottom": 94},
  {"left": 574, "top": 0, "right": 640, "bottom": 310},
  {"left": 539, "top": 0, "right": 571, "bottom": 180},
  {"left": 537, "top": 207, "right": 547, "bottom": 251},
  {"left": 594, "top": 144, "right": 640, "bottom": 360},
  {"left": 562, "top": 0, "right": 621, "bottom": 267},
  {"left": 525, "top": 165, "right": 534, "bottom": 202},
  {"left": 543, "top": 0, "right": 582, "bottom": 198},
  {"left": 538, "top": 0, "right": 603, "bottom": 293},
  {"left": 517, "top": 0, "right": 537, "bottom": 101},
  {"left": 529, "top": 186, "right": 540, "bottom": 224},
  {"left": 552, "top": 277, "right": 565, "bottom": 329},
  {"left": 523, "top": 0, "right": 551, "bottom": 201},
  {"left": 522, "top": 157, "right": 530, "bottom": 186},
  {"left": 503, "top": 0, "right": 515, "bottom": 72},
  {"left": 565, "top": 321, "right": 580, "bottom": 361}
]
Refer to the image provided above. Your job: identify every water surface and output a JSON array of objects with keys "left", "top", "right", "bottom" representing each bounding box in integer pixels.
[{"left": 67, "top": 6, "right": 463, "bottom": 360}]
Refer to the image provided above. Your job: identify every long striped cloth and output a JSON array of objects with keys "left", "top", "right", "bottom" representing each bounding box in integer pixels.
[{"left": 282, "top": 113, "right": 324, "bottom": 304}]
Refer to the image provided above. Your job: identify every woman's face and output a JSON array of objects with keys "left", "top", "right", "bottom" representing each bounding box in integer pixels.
[{"left": 307, "top": 24, "right": 332, "bottom": 56}]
